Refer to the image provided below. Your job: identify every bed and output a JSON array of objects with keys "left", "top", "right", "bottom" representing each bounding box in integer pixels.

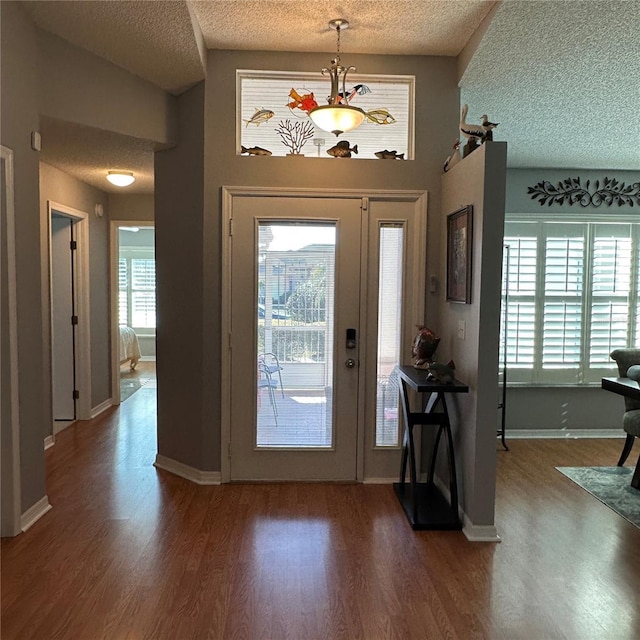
[{"left": 119, "top": 326, "right": 141, "bottom": 370}]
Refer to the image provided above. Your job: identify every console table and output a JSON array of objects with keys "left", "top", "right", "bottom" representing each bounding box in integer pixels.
[
  {"left": 393, "top": 365, "right": 468, "bottom": 530},
  {"left": 602, "top": 376, "right": 640, "bottom": 489}
]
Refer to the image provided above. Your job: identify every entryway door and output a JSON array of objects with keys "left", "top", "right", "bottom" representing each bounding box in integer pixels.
[{"left": 226, "top": 190, "right": 426, "bottom": 482}]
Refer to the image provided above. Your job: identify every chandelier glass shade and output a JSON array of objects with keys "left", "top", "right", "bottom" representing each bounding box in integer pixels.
[
  {"left": 309, "top": 104, "right": 365, "bottom": 137},
  {"left": 106, "top": 171, "right": 135, "bottom": 187},
  {"left": 308, "top": 19, "right": 365, "bottom": 137}
]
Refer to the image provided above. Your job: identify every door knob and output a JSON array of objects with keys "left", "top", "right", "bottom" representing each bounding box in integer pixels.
[{"left": 345, "top": 358, "right": 356, "bottom": 369}]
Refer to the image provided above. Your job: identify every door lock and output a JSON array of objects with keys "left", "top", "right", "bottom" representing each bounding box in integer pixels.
[
  {"left": 345, "top": 358, "right": 356, "bottom": 369},
  {"left": 346, "top": 328, "right": 357, "bottom": 349}
]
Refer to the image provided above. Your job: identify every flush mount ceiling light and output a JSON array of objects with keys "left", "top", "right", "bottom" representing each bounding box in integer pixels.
[
  {"left": 106, "top": 171, "right": 135, "bottom": 187},
  {"left": 308, "top": 19, "right": 366, "bottom": 137}
]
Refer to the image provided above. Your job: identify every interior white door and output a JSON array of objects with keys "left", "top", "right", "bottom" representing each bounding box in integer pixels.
[
  {"left": 50, "top": 215, "right": 76, "bottom": 421},
  {"left": 230, "top": 196, "right": 362, "bottom": 481}
]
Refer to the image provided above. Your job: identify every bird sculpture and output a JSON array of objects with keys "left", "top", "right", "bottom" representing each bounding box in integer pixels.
[
  {"left": 459, "top": 104, "right": 499, "bottom": 143},
  {"left": 443, "top": 140, "right": 461, "bottom": 172},
  {"left": 480, "top": 115, "right": 499, "bottom": 141},
  {"left": 459, "top": 104, "right": 485, "bottom": 140}
]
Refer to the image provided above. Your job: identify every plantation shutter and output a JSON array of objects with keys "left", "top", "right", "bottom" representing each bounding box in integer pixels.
[
  {"left": 118, "top": 258, "right": 128, "bottom": 326},
  {"left": 502, "top": 231, "right": 537, "bottom": 376},
  {"left": 131, "top": 259, "right": 156, "bottom": 328},
  {"left": 502, "top": 216, "right": 638, "bottom": 385},
  {"left": 636, "top": 242, "right": 640, "bottom": 346},
  {"left": 542, "top": 228, "right": 584, "bottom": 369},
  {"left": 589, "top": 226, "right": 632, "bottom": 364}
]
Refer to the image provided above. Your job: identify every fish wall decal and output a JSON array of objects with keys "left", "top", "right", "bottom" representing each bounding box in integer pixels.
[
  {"left": 327, "top": 141, "right": 358, "bottom": 158},
  {"left": 243, "top": 108, "right": 275, "bottom": 127}
]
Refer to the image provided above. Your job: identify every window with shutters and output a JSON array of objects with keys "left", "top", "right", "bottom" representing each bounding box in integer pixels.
[
  {"left": 119, "top": 255, "right": 156, "bottom": 329},
  {"left": 502, "top": 216, "right": 639, "bottom": 385},
  {"left": 238, "top": 71, "right": 414, "bottom": 159}
]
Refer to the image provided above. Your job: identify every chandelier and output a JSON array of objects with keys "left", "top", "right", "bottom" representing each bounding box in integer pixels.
[{"left": 308, "top": 19, "right": 366, "bottom": 137}]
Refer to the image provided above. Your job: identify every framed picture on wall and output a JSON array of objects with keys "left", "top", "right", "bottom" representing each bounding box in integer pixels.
[{"left": 446, "top": 205, "right": 473, "bottom": 303}]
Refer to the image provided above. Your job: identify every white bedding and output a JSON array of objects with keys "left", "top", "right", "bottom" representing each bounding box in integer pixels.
[{"left": 119, "top": 326, "right": 141, "bottom": 369}]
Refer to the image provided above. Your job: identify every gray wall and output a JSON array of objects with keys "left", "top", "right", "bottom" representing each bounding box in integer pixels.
[
  {"left": 440, "top": 142, "right": 507, "bottom": 528},
  {"left": 504, "top": 168, "right": 640, "bottom": 431},
  {"left": 2, "top": 149, "right": 20, "bottom": 535},
  {"left": 37, "top": 30, "right": 176, "bottom": 145},
  {"left": 0, "top": 1, "right": 47, "bottom": 514},
  {"left": 109, "top": 194, "right": 155, "bottom": 222},
  {"left": 0, "top": 1, "right": 174, "bottom": 526},
  {"left": 155, "top": 83, "right": 206, "bottom": 468},
  {"left": 152, "top": 49, "right": 459, "bottom": 472}
]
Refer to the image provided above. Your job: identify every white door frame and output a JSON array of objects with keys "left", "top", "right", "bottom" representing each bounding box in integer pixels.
[
  {"left": 221, "top": 186, "right": 427, "bottom": 484},
  {"left": 109, "top": 220, "right": 155, "bottom": 404},
  {"left": 1, "top": 145, "right": 21, "bottom": 536},
  {"left": 48, "top": 202, "right": 91, "bottom": 426}
]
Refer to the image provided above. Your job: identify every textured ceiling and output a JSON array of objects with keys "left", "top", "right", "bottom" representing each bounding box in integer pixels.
[
  {"left": 460, "top": 0, "right": 640, "bottom": 170},
  {"left": 19, "top": 0, "right": 640, "bottom": 195},
  {"left": 39, "top": 117, "right": 157, "bottom": 195},
  {"left": 23, "top": 0, "right": 204, "bottom": 93},
  {"left": 190, "top": 0, "right": 494, "bottom": 56}
]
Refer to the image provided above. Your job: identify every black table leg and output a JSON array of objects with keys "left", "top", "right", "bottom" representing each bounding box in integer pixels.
[{"left": 632, "top": 454, "right": 640, "bottom": 490}]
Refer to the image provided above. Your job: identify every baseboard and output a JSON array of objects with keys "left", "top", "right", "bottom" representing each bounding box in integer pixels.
[
  {"left": 505, "top": 429, "right": 623, "bottom": 439},
  {"left": 462, "top": 517, "right": 502, "bottom": 543},
  {"left": 363, "top": 477, "right": 396, "bottom": 484},
  {"left": 431, "top": 475, "right": 501, "bottom": 542},
  {"left": 44, "top": 435, "right": 55, "bottom": 450},
  {"left": 21, "top": 495, "right": 52, "bottom": 532},
  {"left": 154, "top": 454, "right": 221, "bottom": 485},
  {"left": 53, "top": 420, "right": 75, "bottom": 435},
  {"left": 91, "top": 398, "right": 113, "bottom": 419}
]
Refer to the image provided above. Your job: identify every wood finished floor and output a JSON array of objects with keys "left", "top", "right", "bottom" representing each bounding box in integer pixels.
[{"left": 2, "top": 385, "right": 639, "bottom": 639}]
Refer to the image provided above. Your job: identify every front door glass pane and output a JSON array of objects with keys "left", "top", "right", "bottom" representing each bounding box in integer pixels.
[
  {"left": 375, "top": 224, "right": 404, "bottom": 447},
  {"left": 256, "top": 223, "right": 336, "bottom": 448}
]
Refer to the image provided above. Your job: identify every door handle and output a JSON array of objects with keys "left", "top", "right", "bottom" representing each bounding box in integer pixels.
[{"left": 346, "top": 328, "right": 357, "bottom": 349}]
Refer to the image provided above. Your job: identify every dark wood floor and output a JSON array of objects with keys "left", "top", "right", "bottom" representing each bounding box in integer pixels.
[{"left": 2, "top": 385, "right": 639, "bottom": 640}]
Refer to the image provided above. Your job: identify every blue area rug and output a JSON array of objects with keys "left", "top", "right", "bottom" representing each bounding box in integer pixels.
[
  {"left": 120, "top": 377, "right": 142, "bottom": 402},
  {"left": 556, "top": 466, "right": 639, "bottom": 528}
]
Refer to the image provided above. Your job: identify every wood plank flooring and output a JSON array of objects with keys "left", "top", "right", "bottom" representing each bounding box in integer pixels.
[{"left": 2, "top": 385, "right": 639, "bottom": 639}]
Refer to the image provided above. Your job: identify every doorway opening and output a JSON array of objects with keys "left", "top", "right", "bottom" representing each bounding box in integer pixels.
[{"left": 112, "top": 223, "right": 156, "bottom": 404}]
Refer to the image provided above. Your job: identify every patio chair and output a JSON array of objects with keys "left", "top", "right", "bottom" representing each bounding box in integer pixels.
[
  {"left": 259, "top": 352, "right": 284, "bottom": 398},
  {"left": 609, "top": 348, "right": 640, "bottom": 466},
  {"left": 258, "top": 360, "right": 279, "bottom": 425}
]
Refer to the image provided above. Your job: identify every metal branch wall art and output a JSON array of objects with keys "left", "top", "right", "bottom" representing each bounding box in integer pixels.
[
  {"left": 275, "top": 119, "right": 315, "bottom": 155},
  {"left": 528, "top": 177, "right": 640, "bottom": 207}
]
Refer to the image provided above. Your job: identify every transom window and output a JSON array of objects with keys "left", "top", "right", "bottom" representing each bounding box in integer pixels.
[
  {"left": 501, "top": 215, "right": 640, "bottom": 385},
  {"left": 238, "top": 70, "right": 414, "bottom": 159}
]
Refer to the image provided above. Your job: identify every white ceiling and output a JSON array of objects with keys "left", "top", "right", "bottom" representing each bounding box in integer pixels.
[{"left": 21, "top": 0, "right": 640, "bottom": 195}]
